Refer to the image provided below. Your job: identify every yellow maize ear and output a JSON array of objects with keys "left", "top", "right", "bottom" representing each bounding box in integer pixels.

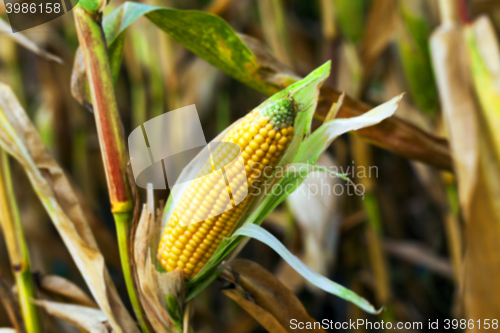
[{"left": 157, "top": 99, "right": 296, "bottom": 278}]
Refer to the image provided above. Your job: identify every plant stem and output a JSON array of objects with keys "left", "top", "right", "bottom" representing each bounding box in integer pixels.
[
  {"left": 0, "top": 150, "right": 41, "bottom": 333},
  {"left": 73, "top": 6, "right": 150, "bottom": 333}
]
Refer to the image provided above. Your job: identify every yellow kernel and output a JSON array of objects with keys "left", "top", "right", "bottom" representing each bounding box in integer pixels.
[
  {"left": 249, "top": 126, "right": 258, "bottom": 136},
  {"left": 254, "top": 135, "right": 265, "bottom": 144},
  {"left": 171, "top": 247, "right": 182, "bottom": 255},
  {"left": 249, "top": 141, "right": 259, "bottom": 150},
  {"left": 275, "top": 133, "right": 282, "bottom": 140},
  {"left": 259, "top": 128, "right": 268, "bottom": 137},
  {"left": 268, "top": 130, "right": 276, "bottom": 138},
  {"left": 258, "top": 117, "right": 268, "bottom": 127},
  {"left": 269, "top": 145, "right": 277, "bottom": 154},
  {"left": 281, "top": 128, "right": 288, "bottom": 136},
  {"left": 278, "top": 136, "right": 288, "bottom": 145}
]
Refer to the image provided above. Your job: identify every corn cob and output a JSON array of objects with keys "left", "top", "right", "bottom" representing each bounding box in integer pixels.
[{"left": 157, "top": 99, "right": 296, "bottom": 278}]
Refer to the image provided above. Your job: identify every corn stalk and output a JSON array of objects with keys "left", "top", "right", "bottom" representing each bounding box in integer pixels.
[
  {"left": 0, "top": 150, "right": 41, "bottom": 333},
  {"left": 73, "top": 5, "right": 150, "bottom": 332}
]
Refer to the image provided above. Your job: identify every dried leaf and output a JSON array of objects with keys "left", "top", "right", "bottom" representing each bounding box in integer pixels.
[
  {"left": 0, "top": 276, "right": 24, "bottom": 333},
  {"left": 384, "top": 240, "right": 454, "bottom": 279},
  {"left": 0, "top": 19, "right": 62, "bottom": 64},
  {"left": 133, "top": 203, "right": 173, "bottom": 332},
  {"left": 222, "top": 290, "right": 289, "bottom": 333},
  {"left": 316, "top": 86, "right": 453, "bottom": 170},
  {"left": 70, "top": 50, "right": 92, "bottom": 112},
  {"left": 360, "top": 0, "right": 397, "bottom": 81},
  {"left": 38, "top": 275, "right": 97, "bottom": 308},
  {"left": 430, "top": 23, "right": 478, "bottom": 222},
  {"left": 0, "top": 84, "right": 139, "bottom": 333},
  {"left": 431, "top": 14, "right": 500, "bottom": 322},
  {"left": 461, "top": 16, "right": 500, "bottom": 321},
  {"left": 33, "top": 300, "right": 108, "bottom": 332},
  {"left": 222, "top": 259, "right": 326, "bottom": 333}
]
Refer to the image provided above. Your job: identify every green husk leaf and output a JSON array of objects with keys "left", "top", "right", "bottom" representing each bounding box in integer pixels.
[{"left": 232, "top": 224, "right": 381, "bottom": 314}]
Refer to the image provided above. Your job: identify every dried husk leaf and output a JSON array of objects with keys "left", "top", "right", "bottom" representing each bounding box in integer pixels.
[
  {"left": 0, "top": 83, "right": 138, "bottom": 333},
  {"left": 133, "top": 203, "right": 176, "bottom": 332},
  {"left": 38, "top": 275, "right": 97, "bottom": 308},
  {"left": 221, "top": 289, "right": 289, "bottom": 333},
  {"left": 33, "top": 300, "right": 108, "bottom": 332},
  {"left": 222, "top": 259, "right": 326, "bottom": 333}
]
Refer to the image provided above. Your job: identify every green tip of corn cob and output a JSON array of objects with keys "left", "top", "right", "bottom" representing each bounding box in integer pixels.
[{"left": 157, "top": 98, "right": 297, "bottom": 278}]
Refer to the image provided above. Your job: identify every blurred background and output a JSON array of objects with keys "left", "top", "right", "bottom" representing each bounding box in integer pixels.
[{"left": 1, "top": 0, "right": 500, "bottom": 331}]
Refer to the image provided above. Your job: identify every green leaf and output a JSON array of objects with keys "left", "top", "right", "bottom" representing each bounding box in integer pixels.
[
  {"left": 397, "top": 3, "right": 439, "bottom": 115},
  {"left": 233, "top": 223, "right": 382, "bottom": 315},
  {"left": 334, "top": 0, "right": 366, "bottom": 44},
  {"left": 100, "top": 2, "right": 289, "bottom": 95}
]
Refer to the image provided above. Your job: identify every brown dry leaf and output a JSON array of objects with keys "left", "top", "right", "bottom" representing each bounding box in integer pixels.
[
  {"left": 222, "top": 289, "right": 289, "bottom": 333},
  {"left": 70, "top": 50, "right": 92, "bottom": 112},
  {"left": 464, "top": 142, "right": 500, "bottom": 321},
  {"left": 462, "top": 16, "right": 500, "bottom": 323},
  {"left": 222, "top": 259, "right": 326, "bottom": 333},
  {"left": 317, "top": 86, "right": 452, "bottom": 170},
  {"left": 38, "top": 275, "right": 97, "bottom": 308},
  {"left": 33, "top": 300, "right": 108, "bottom": 332},
  {"left": 430, "top": 23, "right": 478, "bottom": 221},
  {"left": 384, "top": 240, "right": 454, "bottom": 279},
  {"left": 431, "top": 13, "right": 500, "bottom": 323},
  {"left": 0, "top": 19, "right": 62, "bottom": 64},
  {"left": 132, "top": 202, "right": 173, "bottom": 332},
  {"left": 360, "top": 0, "right": 397, "bottom": 83},
  {"left": 0, "top": 84, "right": 139, "bottom": 333},
  {"left": 0, "top": 276, "right": 23, "bottom": 333}
]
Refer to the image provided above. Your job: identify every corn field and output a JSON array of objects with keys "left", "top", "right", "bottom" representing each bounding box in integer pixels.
[{"left": 0, "top": 0, "right": 499, "bottom": 332}]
